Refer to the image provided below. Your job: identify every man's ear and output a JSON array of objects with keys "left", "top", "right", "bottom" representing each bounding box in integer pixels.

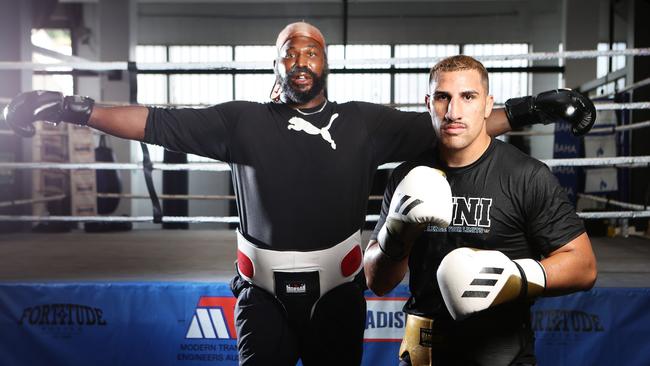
[
  {"left": 485, "top": 95, "right": 494, "bottom": 119},
  {"left": 425, "top": 94, "right": 432, "bottom": 113}
]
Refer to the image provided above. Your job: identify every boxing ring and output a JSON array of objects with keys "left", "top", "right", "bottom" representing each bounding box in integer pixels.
[
  {"left": 0, "top": 231, "right": 649, "bottom": 365},
  {"left": 1, "top": 47, "right": 650, "bottom": 366}
]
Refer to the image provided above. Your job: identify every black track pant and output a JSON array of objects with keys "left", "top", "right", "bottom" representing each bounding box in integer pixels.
[{"left": 231, "top": 275, "right": 367, "bottom": 366}]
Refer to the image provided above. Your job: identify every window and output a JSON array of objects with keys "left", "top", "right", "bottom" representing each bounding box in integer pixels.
[
  {"left": 31, "top": 29, "right": 73, "bottom": 94},
  {"left": 134, "top": 45, "right": 168, "bottom": 163},
  {"left": 464, "top": 43, "right": 530, "bottom": 103},
  {"left": 169, "top": 46, "right": 233, "bottom": 106},
  {"left": 234, "top": 46, "right": 276, "bottom": 102},
  {"left": 134, "top": 43, "right": 531, "bottom": 133},
  {"left": 596, "top": 42, "right": 626, "bottom": 96},
  {"left": 394, "top": 45, "right": 460, "bottom": 111},
  {"left": 327, "top": 45, "right": 392, "bottom": 104},
  {"left": 135, "top": 45, "right": 236, "bottom": 162},
  {"left": 136, "top": 45, "right": 168, "bottom": 105}
]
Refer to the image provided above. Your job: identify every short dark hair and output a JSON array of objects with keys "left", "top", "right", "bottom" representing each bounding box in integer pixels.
[{"left": 429, "top": 55, "right": 489, "bottom": 92}]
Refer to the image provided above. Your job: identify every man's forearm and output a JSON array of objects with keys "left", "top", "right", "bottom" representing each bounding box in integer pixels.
[
  {"left": 364, "top": 241, "right": 409, "bottom": 296},
  {"left": 486, "top": 108, "right": 511, "bottom": 136},
  {"left": 88, "top": 106, "right": 149, "bottom": 141}
]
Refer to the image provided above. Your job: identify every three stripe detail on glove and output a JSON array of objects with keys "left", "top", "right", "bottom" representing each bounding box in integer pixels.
[
  {"left": 460, "top": 267, "right": 504, "bottom": 299},
  {"left": 394, "top": 194, "right": 423, "bottom": 216}
]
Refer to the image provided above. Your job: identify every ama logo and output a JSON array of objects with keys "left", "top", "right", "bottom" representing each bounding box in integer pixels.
[{"left": 185, "top": 296, "right": 237, "bottom": 339}]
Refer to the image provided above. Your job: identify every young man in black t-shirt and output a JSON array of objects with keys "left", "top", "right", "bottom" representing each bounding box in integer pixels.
[
  {"left": 364, "top": 55, "right": 598, "bottom": 366},
  {"left": 5, "top": 23, "right": 597, "bottom": 365}
]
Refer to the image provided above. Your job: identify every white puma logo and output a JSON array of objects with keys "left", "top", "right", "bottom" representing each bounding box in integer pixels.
[{"left": 287, "top": 113, "right": 339, "bottom": 150}]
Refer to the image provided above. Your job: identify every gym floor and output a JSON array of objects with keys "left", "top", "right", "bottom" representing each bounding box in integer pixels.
[{"left": 0, "top": 230, "right": 648, "bottom": 287}]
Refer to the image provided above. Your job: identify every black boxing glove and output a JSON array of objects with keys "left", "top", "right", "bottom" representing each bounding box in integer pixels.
[
  {"left": 505, "top": 88, "right": 596, "bottom": 136},
  {"left": 3, "top": 90, "right": 94, "bottom": 137}
]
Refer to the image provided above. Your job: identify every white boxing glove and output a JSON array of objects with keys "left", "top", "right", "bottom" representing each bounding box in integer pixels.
[
  {"left": 437, "top": 248, "right": 546, "bottom": 321},
  {"left": 377, "top": 166, "right": 453, "bottom": 260}
]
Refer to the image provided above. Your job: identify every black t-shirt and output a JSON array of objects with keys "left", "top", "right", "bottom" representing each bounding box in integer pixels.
[
  {"left": 372, "top": 138, "right": 585, "bottom": 320},
  {"left": 143, "top": 100, "right": 433, "bottom": 250}
]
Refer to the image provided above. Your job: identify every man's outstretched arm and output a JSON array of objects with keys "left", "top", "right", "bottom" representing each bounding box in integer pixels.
[
  {"left": 488, "top": 89, "right": 596, "bottom": 137},
  {"left": 485, "top": 107, "right": 510, "bottom": 136},
  {"left": 4, "top": 90, "right": 148, "bottom": 141},
  {"left": 89, "top": 105, "right": 149, "bottom": 141}
]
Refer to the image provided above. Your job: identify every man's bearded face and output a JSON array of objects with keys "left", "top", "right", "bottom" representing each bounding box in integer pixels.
[{"left": 279, "top": 64, "right": 328, "bottom": 105}]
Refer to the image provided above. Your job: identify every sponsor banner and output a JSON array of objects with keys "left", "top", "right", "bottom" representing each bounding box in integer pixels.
[
  {"left": 0, "top": 282, "right": 239, "bottom": 366},
  {"left": 584, "top": 134, "right": 616, "bottom": 158},
  {"left": 1, "top": 283, "right": 649, "bottom": 365},
  {"left": 364, "top": 297, "right": 408, "bottom": 341},
  {"left": 553, "top": 120, "right": 582, "bottom": 204},
  {"left": 533, "top": 288, "right": 650, "bottom": 366},
  {"left": 584, "top": 167, "right": 618, "bottom": 193}
]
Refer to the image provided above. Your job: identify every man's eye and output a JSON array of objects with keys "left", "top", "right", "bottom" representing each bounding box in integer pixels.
[
  {"left": 434, "top": 94, "right": 449, "bottom": 101},
  {"left": 464, "top": 94, "right": 475, "bottom": 100}
]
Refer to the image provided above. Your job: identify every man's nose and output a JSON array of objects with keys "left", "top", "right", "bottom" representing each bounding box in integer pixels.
[
  {"left": 297, "top": 53, "right": 309, "bottom": 67},
  {"left": 445, "top": 97, "right": 462, "bottom": 121}
]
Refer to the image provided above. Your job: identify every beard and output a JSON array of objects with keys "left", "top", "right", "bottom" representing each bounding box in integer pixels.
[{"left": 278, "top": 65, "right": 328, "bottom": 105}]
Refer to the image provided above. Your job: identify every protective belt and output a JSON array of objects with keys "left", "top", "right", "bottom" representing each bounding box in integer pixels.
[{"left": 236, "top": 231, "right": 363, "bottom": 323}]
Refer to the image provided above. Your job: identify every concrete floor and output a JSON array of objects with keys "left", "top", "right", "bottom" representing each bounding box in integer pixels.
[{"left": 0, "top": 230, "right": 648, "bottom": 287}]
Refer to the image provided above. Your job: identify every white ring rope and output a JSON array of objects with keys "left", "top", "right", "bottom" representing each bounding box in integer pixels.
[
  {"left": 600, "top": 76, "right": 650, "bottom": 98},
  {"left": 3, "top": 100, "right": 650, "bottom": 111},
  {"left": 0, "top": 161, "right": 231, "bottom": 171},
  {"left": 1, "top": 210, "right": 649, "bottom": 223},
  {"left": 575, "top": 211, "right": 650, "bottom": 219},
  {"left": 542, "top": 156, "right": 650, "bottom": 168},
  {"left": 389, "top": 101, "right": 650, "bottom": 110},
  {"left": 578, "top": 193, "right": 647, "bottom": 211},
  {"left": 96, "top": 192, "right": 384, "bottom": 201},
  {"left": 0, "top": 156, "right": 648, "bottom": 171},
  {"left": 594, "top": 102, "right": 650, "bottom": 110},
  {"left": 507, "top": 119, "right": 650, "bottom": 136},
  {"left": 97, "top": 193, "right": 235, "bottom": 201},
  {"left": 1, "top": 48, "right": 649, "bottom": 71},
  {"left": 0, "top": 215, "right": 239, "bottom": 224},
  {"left": 0, "top": 194, "right": 66, "bottom": 208}
]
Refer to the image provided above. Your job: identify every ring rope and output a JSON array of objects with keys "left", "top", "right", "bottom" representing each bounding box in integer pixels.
[
  {"left": 0, "top": 161, "right": 231, "bottom": 171},
  {"left": 0, "top": 194, "right": 65, "bottom": 208},
  {"left": 97, "top": 193, "right": 235, "bottom": 201},
  {"left": 3, "top": 111, "right": 649, "bottom": 139},
  {"left": 384, "top": 101, "right": 650, "bottom": 110},
  {"left": 1, "top": 47, "right": 649, "bottom": 71},
  {"left": 594, "top": 102, "right": 650, "bottom": 110},
  {"left": 1, "top": 155, "right": 649, "bottom": 171},
  {"left": 507, "top": 119, "right": 650, "bottom": 136},
  {"left": 0, "top": 215, "right": 240, "bottom": 223},
  {"left": 96, "top": 192, "right": 384, "bottom": 201},
  {"left": 541, "top": 156, "right": 650, "bottom": 168},
  {"left": 578, "top": 193, "right": 647, "bottom": 211},
  {"left": 599, "top": 76, "right": 650, "bottom": 99},
  {"left": 3, "top": 98, "right": 649, "bottom": 111},
  {"left": 1, "top": 210, "right": 649, "bottom": 223}
]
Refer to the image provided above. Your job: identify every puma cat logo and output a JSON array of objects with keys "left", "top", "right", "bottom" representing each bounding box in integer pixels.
[{"left": 287, "top": 113, "right": 339, "bottom": 150}]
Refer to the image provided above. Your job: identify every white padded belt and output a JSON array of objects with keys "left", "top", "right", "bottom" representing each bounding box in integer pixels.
[{"left": 236, "top": 230, "right": 363, "bottom": 298}]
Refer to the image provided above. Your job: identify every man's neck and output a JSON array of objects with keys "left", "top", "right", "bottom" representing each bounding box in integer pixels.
[
  {"left": 440, "top": 134, "right": 492, "bottom": 168},
  {"left": 284, "top": 93, "right": 327, "bottom": 110}
]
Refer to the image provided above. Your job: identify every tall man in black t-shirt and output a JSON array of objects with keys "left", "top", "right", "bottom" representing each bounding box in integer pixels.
[
  {"left": 364, "top": 55, "right": 598, "bottom": 366},
  {"left": 5, "top": 23, "right": 596, "bottom": 365}
]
